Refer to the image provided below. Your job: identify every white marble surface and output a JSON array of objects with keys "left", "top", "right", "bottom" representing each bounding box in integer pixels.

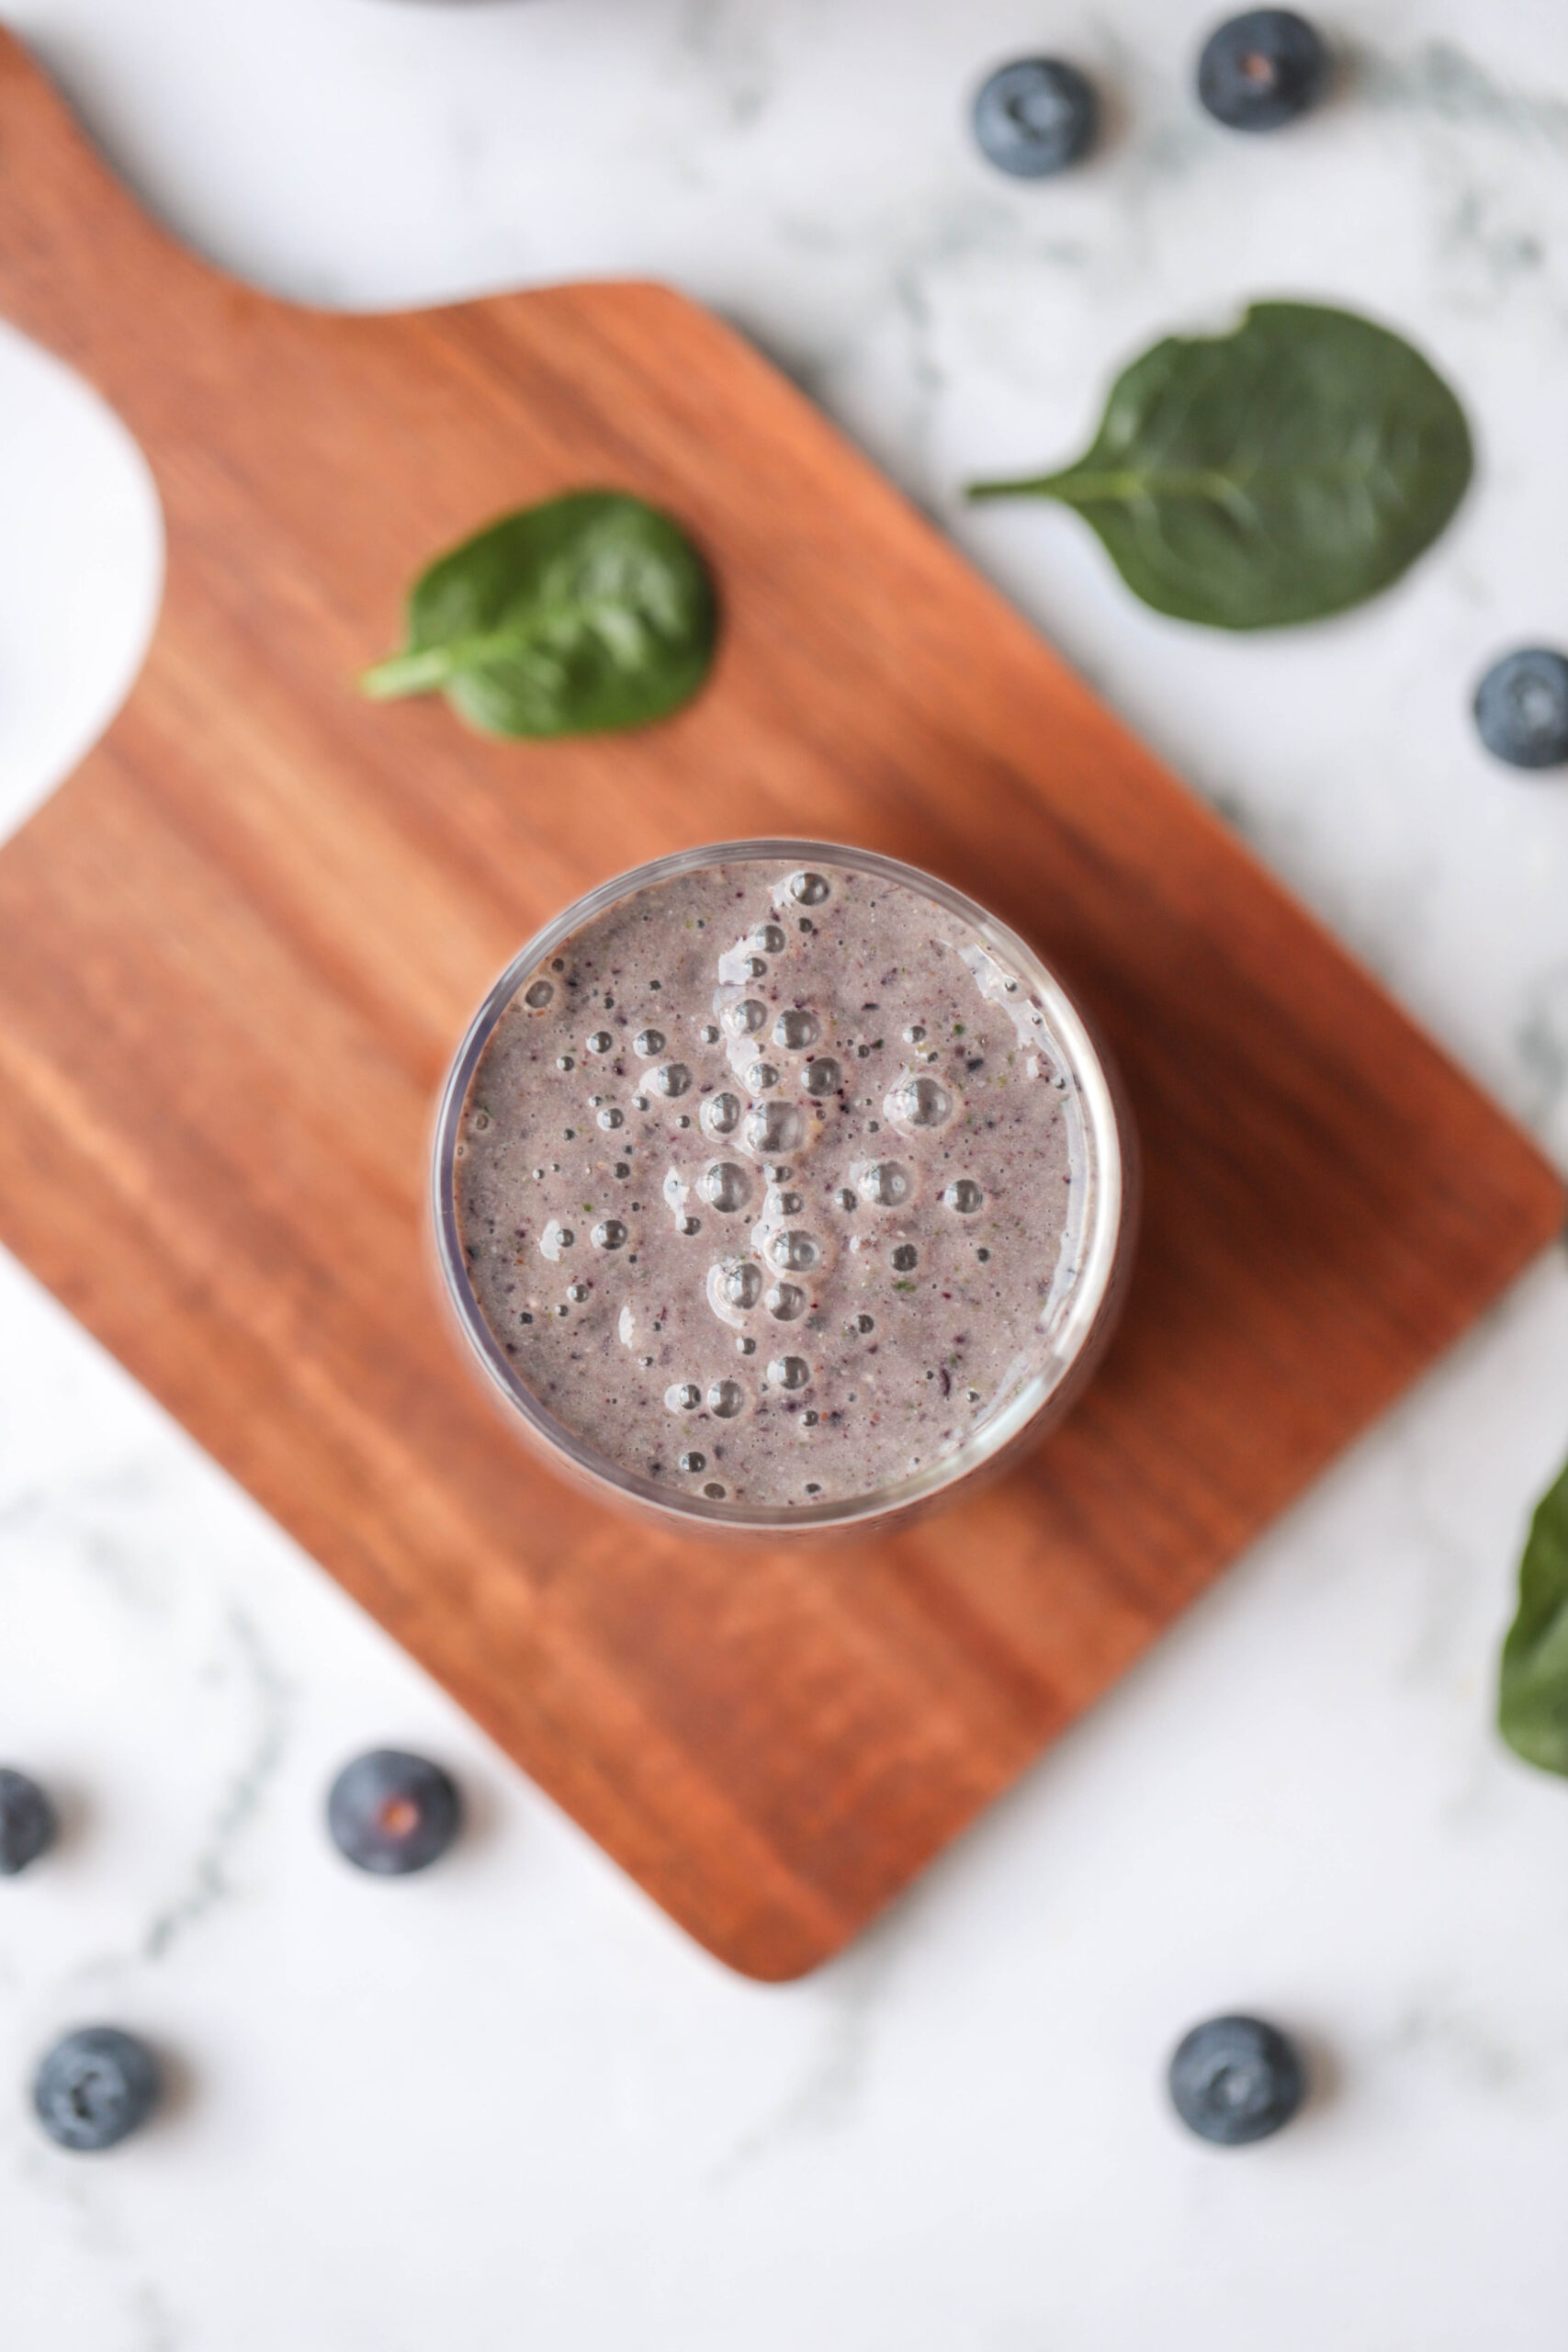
[{"left": 3, "top": 2, "right": 1568, "bottom": 2343}]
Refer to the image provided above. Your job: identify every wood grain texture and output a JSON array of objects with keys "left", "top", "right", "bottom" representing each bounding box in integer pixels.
[{"left": 0, "top": 32, "right": 1559, "bottom": 1978}]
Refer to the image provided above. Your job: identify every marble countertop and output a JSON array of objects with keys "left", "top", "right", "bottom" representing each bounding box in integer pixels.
[{"left": 4, "top": 1, "right": 1568, "bottom": 2344}]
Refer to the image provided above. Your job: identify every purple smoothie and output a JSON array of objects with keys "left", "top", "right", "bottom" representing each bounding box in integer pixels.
[{"left": 452, "top": 854, "right": 1090, "bottom": 1511}]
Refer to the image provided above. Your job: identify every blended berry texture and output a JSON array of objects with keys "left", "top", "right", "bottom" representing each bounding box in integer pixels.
[{"left": 454, "top": 858, "right": 1087, "bottom": 1510}]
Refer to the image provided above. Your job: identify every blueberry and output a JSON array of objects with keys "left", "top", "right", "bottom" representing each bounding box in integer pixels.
[
  {"left": 972, "top": 58, "right": 1098, "bottom": 178},
  {"left": 1168, "top": 2014, "right": 1304, "bottom": 2144},
  {"left": 327, "top": 1748, "right": 461, "bottom": 1874},
  {"left": 1197, "top": 11, "right": 1329, "bottom": 130},
  {"left": 1473, "top": 647, "right": 1568, "bottom": 770},
  {"left": 0, "top": 1767, "right": 56, "bottom": 1875},
  {"left": 33, "top": 2027, "right": 161, "bottom": 2152}
]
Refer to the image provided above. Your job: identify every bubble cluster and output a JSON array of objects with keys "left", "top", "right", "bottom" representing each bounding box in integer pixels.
[{"left": 458, "top": 851, "right": 1083, "bottom": 1516}]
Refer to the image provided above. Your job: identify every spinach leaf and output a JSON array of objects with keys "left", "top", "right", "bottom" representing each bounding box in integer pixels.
[
  {"left": 361, "top": 490, "right": 717, "bottom": 738},
  {"left": 1500, "top": 1452, "right": 1568, "bottom": 1777},
  {"left": 967, "top": 301, "right": 1472, "bottom": 630}
]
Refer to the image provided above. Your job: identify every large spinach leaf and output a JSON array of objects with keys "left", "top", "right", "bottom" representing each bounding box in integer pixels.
[
  {"left": 361, "top": 490, "right": 717, "bottom": 738},
  {"left": 1500, "top": 1453, "right": 1568, "bottom": 1776},
  {"left": 967, "top": 301, "right": 1472, "bottom": 629}
]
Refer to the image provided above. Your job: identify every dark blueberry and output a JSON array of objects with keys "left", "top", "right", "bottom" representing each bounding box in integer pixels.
[
  {"left": 0, "top": 1767, "right": 56, "bottom": 1875},
  {"left": 327, "top": 1748, "right": 461, "bottom": 1875},
  {"left": 1168, "top": 2014, "right": 1304, "bottom": 2145},
  {"left": 1473, "top": 647, "right": 1568, "bottom": 770},
  {"left": 972, "top": 58, "right": 1098, "bottom": 179},
  {"left": 33, "top": 2027, "right": 161, "bottom": 2152},
  {"left": 1197, "top": 11, "right": 1329, "bottom": 130}
]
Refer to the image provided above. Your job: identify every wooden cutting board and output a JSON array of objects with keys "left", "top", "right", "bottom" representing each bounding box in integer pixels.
[{"left": 0, "top": 33, "right": 1559, "bottom": 1979}]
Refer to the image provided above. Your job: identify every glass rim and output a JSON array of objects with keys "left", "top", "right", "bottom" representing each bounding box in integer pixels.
[{"left": 432, "top": 837, "right": 1127, "bottom": 1533}]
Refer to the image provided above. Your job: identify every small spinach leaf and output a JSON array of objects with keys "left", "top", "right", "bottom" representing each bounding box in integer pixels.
[
  {"left": 361, "top": 490, "right": 717, "bottom": 738},
  {"left": 1500, "top": 1452, "right": 1568, "bottom": 1777},
  {"left": 967, "top": 301, "right": 1472, "bottom": 629}
]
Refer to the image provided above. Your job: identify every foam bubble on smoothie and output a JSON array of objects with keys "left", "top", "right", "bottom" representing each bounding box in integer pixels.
[
  {"left": 766, "top": 1229, "right": 822, "bottom": 1273},
  {"left": 712, "top": 1259, "right": 763, "bottom": 1314},
  {"left": 856, "top": 1159, "right": 910, "bottom": 1207},
  {"left": 699, "top": 1162, "right": 751, "bottom": 1214},
  {"left": 886, "top": 1072, "right": 952, "bottom": 1133},
  {"left": 741, "top": 1101, "right": 803, "bottom": 1158},
  {"left": 773, "top": 1009, "right": 819, "bottom": 1050}
]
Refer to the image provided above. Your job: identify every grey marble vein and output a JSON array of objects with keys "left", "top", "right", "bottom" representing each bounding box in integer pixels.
[{"left": 138, "top": 1610, "right": 291, "bottom": 1966}]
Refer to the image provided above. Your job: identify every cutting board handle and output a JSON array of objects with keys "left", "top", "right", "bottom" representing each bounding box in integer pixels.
[{"left": 0, "top": 28, "right": 232, "bottom": 437}]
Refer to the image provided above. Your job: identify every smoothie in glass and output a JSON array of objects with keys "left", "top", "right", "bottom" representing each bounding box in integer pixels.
[{"left": 434, "top": 842, "right": 1131, "bottom": 1532}]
